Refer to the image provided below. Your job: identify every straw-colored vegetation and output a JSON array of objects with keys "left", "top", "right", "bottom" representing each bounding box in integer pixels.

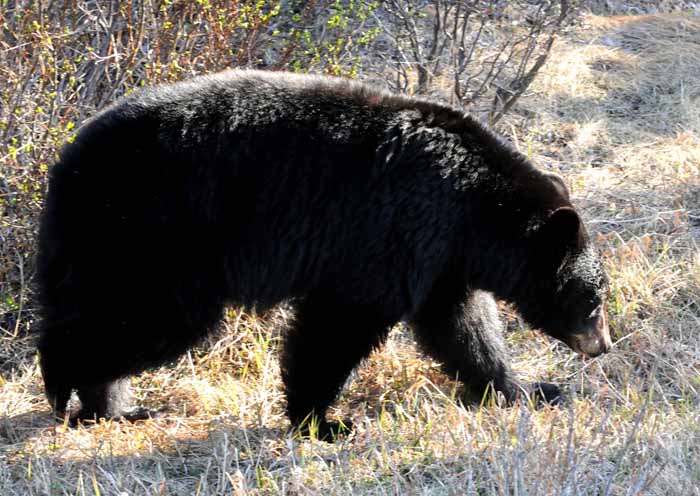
[{"left": 2, "top": 5, "right": 700, "bottom": 495}]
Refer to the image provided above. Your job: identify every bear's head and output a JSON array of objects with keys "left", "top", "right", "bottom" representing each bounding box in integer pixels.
[{"left": 521, "top": 206, "right": 612, "bottom": 358}]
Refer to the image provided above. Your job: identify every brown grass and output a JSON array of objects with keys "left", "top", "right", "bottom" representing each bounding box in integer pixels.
[{"left": 2, "top": 8, "right": 700, "bottom": 496}]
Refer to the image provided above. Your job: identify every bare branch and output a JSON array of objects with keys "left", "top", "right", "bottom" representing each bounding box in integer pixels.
[{"left": 375, "top": 0, "right": 576, "bottom": 119}]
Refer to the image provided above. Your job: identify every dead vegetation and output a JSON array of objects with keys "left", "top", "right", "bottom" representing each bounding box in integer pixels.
[
  {"left": 2, "top": 5, "right": 700, "bottom": 496},
  {"left": 372, "top": 0, "right": 574, "bottom": 123}
]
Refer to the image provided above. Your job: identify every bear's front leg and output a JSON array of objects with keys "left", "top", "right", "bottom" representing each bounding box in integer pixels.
[
  {"left": 410, "top": 281, "right": 563, "bottom": 406},
  {"left": 281, "top": 296, "right": 393, "bottom": 441}
]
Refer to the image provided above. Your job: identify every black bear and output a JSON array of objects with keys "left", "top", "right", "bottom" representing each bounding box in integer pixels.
[{"left": 36, "top": 70, "right": 611, "bottom": 439}]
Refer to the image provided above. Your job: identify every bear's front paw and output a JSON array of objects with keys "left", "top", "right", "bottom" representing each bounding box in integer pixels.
[
  {"left": 528, "top": 382, "right": 565, "bottom": 407},
  {"left": 295, "top": 419, "right": 354, "bottom": 442}
]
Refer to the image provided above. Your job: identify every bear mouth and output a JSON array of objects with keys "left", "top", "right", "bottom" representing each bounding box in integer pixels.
[
  {"left": 567, "top": 308, "right": 612, "bottom": 358},
  {"left": 569, "top": 332, "right": 611, "bottom": 358}
]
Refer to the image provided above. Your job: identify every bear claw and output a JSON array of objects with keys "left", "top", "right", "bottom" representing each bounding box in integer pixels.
[{"left": 63, "top": 406, "right": 164, "bottom": 426}]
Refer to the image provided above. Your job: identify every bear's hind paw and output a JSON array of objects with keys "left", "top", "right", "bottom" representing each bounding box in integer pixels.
[
  {"left": 117, "top": 406, "right": 165, "bottom": 422},
  {"left": 63, "top": 406, "right": 166, "bottom": 427},
  {"left": 528, "top": 382, "right": 565, "bottom": 407}
]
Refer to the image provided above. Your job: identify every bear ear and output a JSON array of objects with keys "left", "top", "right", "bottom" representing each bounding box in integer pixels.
[
  {"left": 537, "top": 207, "right": 583, "bottom": 249},
  {"left": 543, "top": 172, "right": 570, "bottom": 201}
]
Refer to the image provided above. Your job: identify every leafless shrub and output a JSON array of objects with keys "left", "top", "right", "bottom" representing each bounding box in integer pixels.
[{"left": 372, "top": 0, "right": 576, "bottom": 123}]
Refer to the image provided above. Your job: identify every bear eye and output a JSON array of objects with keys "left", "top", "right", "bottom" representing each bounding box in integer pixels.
[{"left": 587, "top": 304, "right": 602, "bottom": 320}]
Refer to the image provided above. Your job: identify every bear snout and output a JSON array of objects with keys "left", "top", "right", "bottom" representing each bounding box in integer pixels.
[{"left": 569, "top": 307, "right": 612, "bottom": 358}]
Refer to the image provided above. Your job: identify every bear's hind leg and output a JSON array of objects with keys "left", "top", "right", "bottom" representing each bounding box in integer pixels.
[
  {"left": 410, "top": 283, "right": 562, "bottom": 406},
  {"left": 281, "top": 297, "right": 393, "bottom": 441},
  {"left": 38, "top": 322, "right": 155, "bottom": 423},
  {"left": 38, "top": 343, "right": 73, "bottom": 421},
  {"left": 38, "top": 297, "right": 224, "bottom": 423}
]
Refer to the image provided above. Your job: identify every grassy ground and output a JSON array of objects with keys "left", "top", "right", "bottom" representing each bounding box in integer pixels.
[{"left": 2, "top": 11, "right": 700, "bottom": 496}]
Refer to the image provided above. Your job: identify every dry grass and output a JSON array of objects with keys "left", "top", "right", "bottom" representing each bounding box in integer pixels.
[{"left": 2, "top": 9, "right": 700, "bottom": 496}]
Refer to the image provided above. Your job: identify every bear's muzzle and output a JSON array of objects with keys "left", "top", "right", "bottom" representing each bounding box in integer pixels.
[{"left": 568, "top": 304, "right": 612, "bottom": 358}]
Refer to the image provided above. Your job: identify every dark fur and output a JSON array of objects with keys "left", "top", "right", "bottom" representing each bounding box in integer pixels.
[{"left": 36, "top": 70, "right": 607, "bottom": 438}]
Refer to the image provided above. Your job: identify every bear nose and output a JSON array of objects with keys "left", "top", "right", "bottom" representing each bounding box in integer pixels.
[
  {"left": 577, "top": 335, "right": 608, "bottom": 358},
  {"left": 569, "top": 308, "right": 612, "bottom": 358}
]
